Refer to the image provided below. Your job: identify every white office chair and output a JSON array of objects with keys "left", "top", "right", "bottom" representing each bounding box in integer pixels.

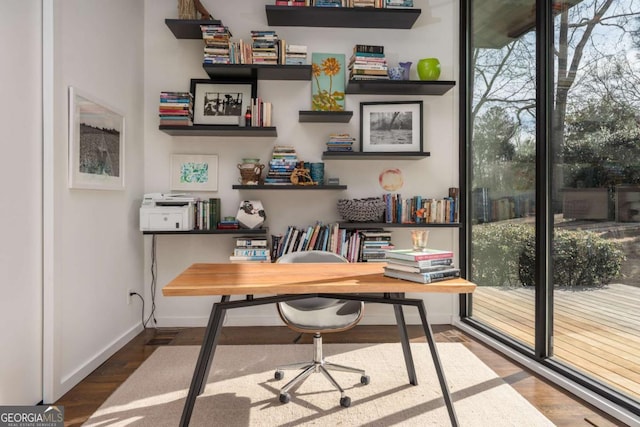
[{"left": 274, "top": 250, "right": 370, "bottom": 408}]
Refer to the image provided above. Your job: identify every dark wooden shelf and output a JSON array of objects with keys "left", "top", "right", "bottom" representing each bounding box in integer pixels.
[
  {"left": 346, "top": 80, "right": 456, "bottom": 95},
  {"left": 299, "top": 111, "right": 353, "bottom": 123},
  {"left": 233, "top": 184, "right": 347, "bottom": 190},
  {"left": 322, "top": 151, "right": 430, "bottom": 160},
  {"left": 159, "top": 125, "right": 277, "bottom": 137},
  {"left": 203, "top": 64, "right": 312, "bottom": 80},
  {"left": 265, "top": 5, "right": 421, "bottom": 29},
  {"left": 339, "top": 222, "right": 461, "bottom": 229},
  {"left": 143, "top": 228, "right": 267, "bottom": 235},
  {"left": 165, "top": 19, "right": 223, "bottom": 39}
]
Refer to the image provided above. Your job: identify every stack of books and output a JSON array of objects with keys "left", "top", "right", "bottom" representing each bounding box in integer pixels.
[
  {"left": 348, "top": 44, "right": 388, "bottom": 81},
  {"left": 251, "top": 30, "right": 279, "bottom": 65},
  {"left": 275, "top": 0, "right": 306, "bottom": 5},
  {"left": 201, "top": 24, "right": 232, "bottom": 64},
  {"left": 315, "top": 0, "right": 343, "bottom": 6},
  {"left": 264, "top": 145, "right": 298, "bottom": 185},
  {"left": 218, "top": 217, "right": 240, "bottom": 230},
  {"left": 284, "top": 44, "right": 308, "bottom": 65},
  {"left": 384, "top": 0, "right": 413, "bottom": 8},
  {"left": 359, "top": 229, "right": 394, "bottom": 262},
  {"left": 159, "top": 92, "right": 193, "bottom": 126},
  {"left": 383, "top": 248, "right": 461, "bottom": 283},
  {"left": 326, "top": 133, "right": 355, "bottom": 152},
  {"left": 230, "top": 235, "right": 271, "bottom": 263}
]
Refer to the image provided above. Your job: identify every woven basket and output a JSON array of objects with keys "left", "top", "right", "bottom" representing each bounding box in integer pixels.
[{"left": 337, "top": 197, "right": 386, "bottom": 222}]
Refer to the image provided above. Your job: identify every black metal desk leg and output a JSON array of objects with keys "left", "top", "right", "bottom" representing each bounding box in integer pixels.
[
  {"left": 417, "top": 301, "right": 459, "bottom": 427},
  {"left": 393, "top": 304, "right": 418, "bottom": 385},
  {"left": 179, "top": 296, "right": 228, "bottom": 427}
]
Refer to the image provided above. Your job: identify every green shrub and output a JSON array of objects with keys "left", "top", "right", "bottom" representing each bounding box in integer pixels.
[{"left": 472, "top": 223, "right": 625, "bottom": 288}]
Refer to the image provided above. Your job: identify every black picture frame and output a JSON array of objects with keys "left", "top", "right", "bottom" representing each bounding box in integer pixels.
[
  {"left": 190, "top": 77, "right": 257, "bottom": 126},
  {"left": 360, "top": 100, "right": 423, "bottom": 152}
]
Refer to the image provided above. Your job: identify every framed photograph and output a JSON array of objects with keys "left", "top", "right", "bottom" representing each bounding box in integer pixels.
[
  {"left": 68, "top": 86, "right": 125, "bottom": 190},
  {"left": 360, "top": 101, "right": 423, "bottom": 153},
  {"left": 170, "top": 154, "right": 218, "bottom": 191},
  {"left": 190, "top": 78, "right": 257, "bottom": 126}
]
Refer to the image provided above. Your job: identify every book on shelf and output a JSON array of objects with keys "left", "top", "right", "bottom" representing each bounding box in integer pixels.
[
  {"left": 385, "top": 248, "right": 454, "bottom": 261},
  {"left": 383, "top": 267, "right": 461, "bottom": 284},
  {"left": 236, "top": 236, "right": 268, "bottom": 247},
  {"left": 229, "top": 255, "right": 271, "bottom": 263},
  {"left": 233, "top": 248, "right": 271, "bottom": 257}
]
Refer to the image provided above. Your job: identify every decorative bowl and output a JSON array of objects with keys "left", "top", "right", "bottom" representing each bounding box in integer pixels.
[{"left": 337, "top": 197, "right": 386, "bottom": 222}]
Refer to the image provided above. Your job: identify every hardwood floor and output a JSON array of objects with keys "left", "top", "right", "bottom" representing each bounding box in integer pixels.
[{"left": 55, "top": 325, "right": 625, "bottom": 427}]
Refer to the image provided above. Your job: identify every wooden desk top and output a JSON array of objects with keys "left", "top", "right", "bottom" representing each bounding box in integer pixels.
[{"left": 162, "top": 262, "right": 476, "bottom": 297}]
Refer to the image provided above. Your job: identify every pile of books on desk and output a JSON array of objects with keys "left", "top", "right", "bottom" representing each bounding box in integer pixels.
[{"left": 383, "top": 248, "right": 460, "bottom": 283}]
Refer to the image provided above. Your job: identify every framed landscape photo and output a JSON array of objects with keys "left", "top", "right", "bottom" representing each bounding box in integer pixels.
[
  {"left": 170, "top": 154, "right": 218, "bottom": 191},
  {"left": 360, "top": 101, "right": 423, "bottom": 153},
  {"left": 191, "top": 78, "right": 257, "bottom": 126},
  {"left": 68, "top": 86, "right": 125, "bottom": 190}
]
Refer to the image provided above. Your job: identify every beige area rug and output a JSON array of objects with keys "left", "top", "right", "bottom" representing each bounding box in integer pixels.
[{"left": 84, "top": 343, "right": 554, "bottom": 427}]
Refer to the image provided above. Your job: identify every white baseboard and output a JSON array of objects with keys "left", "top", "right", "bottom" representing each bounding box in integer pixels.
[
  {"left": 454, "top": 322, "right": 640, "bottom": 427},
  {"left": 50, "top": 323, "right": 144, "bottom": 403}
]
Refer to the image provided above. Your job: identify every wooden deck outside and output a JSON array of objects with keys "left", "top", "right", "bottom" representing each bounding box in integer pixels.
[{"left": 472, "top": 283, "right": 640, "bottom": 401}]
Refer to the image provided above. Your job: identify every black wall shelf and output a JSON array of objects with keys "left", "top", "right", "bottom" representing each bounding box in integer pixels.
[
  {"left": 346, "top": 80, "right": 456, "bottom": 95},
  {"left": 165, "top": 18, "right": 222, "bottom": 39},
  {"left": 322, "top": 151, "right": 430, "bottom": 160},
  {"left": 299, "top": 111, "right": 353, "bottom": 123},
  {"left": 159, "top": 125, "right": 277, "bottom": 137},
  {"left": 143, "top": 228, "right": 267, "bottom": 235},
  {"left": 233, "top": 184, "right": 347, "bottom": 190},
  {"left": 203, "top": 64, "right": 312, "bottom": 80},
  {"left": 339, "top": 222, "right": 461, "bottom": 230},
  {"left": 265, "top": 5, "right": 421, "bottom": 29}
]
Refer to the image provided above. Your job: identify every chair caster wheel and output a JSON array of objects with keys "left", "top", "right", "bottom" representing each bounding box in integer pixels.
[
  {"left": 340, "top": 396, "right": 351, "bottom": 407},
  {"left": 274, "top": 370, "right": 284, "bottom": 380},
  {"left": 279, "top": 392, "right": 291, "bottom": 404},
  {"left": 360, "top": 375, "right": 370, "bottom": 385}
]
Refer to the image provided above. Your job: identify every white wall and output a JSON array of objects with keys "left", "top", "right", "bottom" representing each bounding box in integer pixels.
[
  {"left": 0, "top": 1, "right": 43, "bottom": 405},
  {"left": 144, "top": 0, "right": 460, "bottom": 327},
  {"left": 43, "top": 0, "right": 146, "bottom": 402}
]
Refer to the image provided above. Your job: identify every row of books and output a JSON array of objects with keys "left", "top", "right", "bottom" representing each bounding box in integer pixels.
[
  {"left": 472, "top": 189, "right": 535, "bottom": 223},
  {"left": 230, "top": 235, "right": 271, "bottom": 262},
  {"left": 383, "top": 188, "right": 460, "bottom": 224},
  {"left": 248, "top": 98, "right": 274, "bottom": 127},
  {"left": 275, "top": 0, "right": 413, "bottom": 7},
  {"left": 326, "top": 133, "right": 355, "bottom": 152},
  {"left": 383, "top": 248, "right": 461, "bottom": 284},
  {"left": 271, "top": 225, "right": 394, "bottom": 262},
  {"left": 348, "top": 44, "right": 389, "bottom": 81},
  {"left": 192, "top": 198, "right": 221, "bottom": 230},
  {"left": 159, "top": 91, "right": 192, "bottom": 127}
]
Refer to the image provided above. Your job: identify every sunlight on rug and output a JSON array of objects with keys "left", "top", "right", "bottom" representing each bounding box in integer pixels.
[{"left": 84, "top": 343, "right": 553, "bottom": 426}]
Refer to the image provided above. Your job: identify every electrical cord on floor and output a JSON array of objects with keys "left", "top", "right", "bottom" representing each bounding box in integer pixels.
[
  {"left": 130, "top": 291, "right": 145, "bottom": 327},
  {"left": 144, "top": 234, "right": 158, "bottom": 328}
]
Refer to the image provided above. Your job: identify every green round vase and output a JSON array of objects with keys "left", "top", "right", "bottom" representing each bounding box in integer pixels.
[{"left": 417, "top": 58, "right": 441, "bottom": 81}]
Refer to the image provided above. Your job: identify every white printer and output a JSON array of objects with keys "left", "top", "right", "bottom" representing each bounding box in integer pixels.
[{"left": 139, "top": 193, "right": 196, "bottom": 231}]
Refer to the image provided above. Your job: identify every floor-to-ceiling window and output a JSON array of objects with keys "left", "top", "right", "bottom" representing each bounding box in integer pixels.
[{"left": 463, "top": 0, "right": 640, "bottom": 417}]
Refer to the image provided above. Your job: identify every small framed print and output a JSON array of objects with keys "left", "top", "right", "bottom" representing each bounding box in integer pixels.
[
  {"left": 170, "top": 154, "right": 218, "bottom": 192},
  {"left": 360, "top": 101, "right": 423, "bottom": 153},
  {"left": 190, "top": 78, "right": 257, "bottom": 126},
  {"left": 68, "top": 86, "right": 125, "bottom": 190}
]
